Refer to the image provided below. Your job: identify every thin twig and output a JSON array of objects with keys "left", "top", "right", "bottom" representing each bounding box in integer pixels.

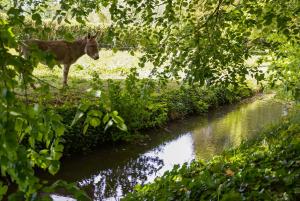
[{"left": 198, "top": 0, "right": 224, "bottom": 29}]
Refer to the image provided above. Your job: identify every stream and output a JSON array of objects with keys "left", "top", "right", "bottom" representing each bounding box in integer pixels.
[{"left": 47, "top": 95, "right": 287, "bottom": 201}]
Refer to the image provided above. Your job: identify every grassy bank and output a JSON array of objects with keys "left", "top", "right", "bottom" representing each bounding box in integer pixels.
[
  {"left": 55, "top": 83, "right": 253, "bottom": 154},
  {"left": 122, "top": 111, "right": 300, "bottom": 201},
  {"left": 17, "top": 49, "right": 255, "bottom": 154}
]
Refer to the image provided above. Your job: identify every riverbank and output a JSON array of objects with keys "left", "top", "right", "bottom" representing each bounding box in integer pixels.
[
  {"left": 55, "top": 83, "right": 253, "bottom": 154},
  {"left": 41, "top": 95, "right": 286, "bottom": 201},
  {"left": 123, "top": 110, "right": 300, "bottom": 201}
]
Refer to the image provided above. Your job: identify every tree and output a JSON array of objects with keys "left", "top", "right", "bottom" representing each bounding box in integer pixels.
[
  {"left": 0, "top": 0, "right": 299, "bottom": 200},
  {"left": 0, "top": 0, "right": 124, "bottom": 200},
  {"left": 109, "top": 0, "right": 299, "bottom": 88}
]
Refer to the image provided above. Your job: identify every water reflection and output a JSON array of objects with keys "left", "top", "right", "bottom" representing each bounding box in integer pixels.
[
  {"left": 192, "top": 97, "right": 285, "bottom": 160},
  {"left": 48, "top": 95, "right": 286, "bottom": 201},
  {"left": 74, "top": 134, "right": 194, "bottom": 200},
  {"left": 78, "top": 156, "right": 163, "bottom": 200}
]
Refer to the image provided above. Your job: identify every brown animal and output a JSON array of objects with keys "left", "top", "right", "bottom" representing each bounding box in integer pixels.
[{"left": 21, "top": 33, "right": 100, "bottom": 87}]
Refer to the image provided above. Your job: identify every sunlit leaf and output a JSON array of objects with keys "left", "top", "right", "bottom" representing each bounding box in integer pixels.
[
  {"left": 49, "top": 161, "right": 60, "bottom": 175},
  {"left": 90, "top": 117, "right": 100, "bottom": 127},
  {"left": 104, "top": 119, "right": 114, "bottom": 132},
  {"left": 71, "top": 111, "right": 84, "bottom": 126}
]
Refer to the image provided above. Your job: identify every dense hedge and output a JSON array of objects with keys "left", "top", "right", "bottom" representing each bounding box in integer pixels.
[
  {"left": 57, "top": 84, "right": 253, "bottom": 154},
  {"left": 123, "top": 112, "right": 300, "bottom": 201}
]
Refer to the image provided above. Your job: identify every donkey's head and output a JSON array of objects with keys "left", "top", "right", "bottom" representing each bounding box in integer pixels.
[{"left": 85, "top": 33, "right": 100, "bottom": 60}]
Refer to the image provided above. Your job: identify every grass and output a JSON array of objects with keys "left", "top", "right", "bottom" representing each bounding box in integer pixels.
[
  {"left": 23, "top": 49, "right": 156, "bottom": 105},
  {"left": 28, "top": 51, "right": 255, "bottom": 154},
  {"left": 32, "top": 49, "right": 153, "bottom": 86},
  {"left": 25, "top": 49, "right": 259, "bottom": 107}
]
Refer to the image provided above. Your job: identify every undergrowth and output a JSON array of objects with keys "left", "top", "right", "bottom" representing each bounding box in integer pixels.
[{"left": 56, "top": 77, "right": 252, "bottom": 154}]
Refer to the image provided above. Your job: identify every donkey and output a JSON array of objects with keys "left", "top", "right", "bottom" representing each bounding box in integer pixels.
[{"left": 21, "top": 33, "right": 100, "bottom": 87}]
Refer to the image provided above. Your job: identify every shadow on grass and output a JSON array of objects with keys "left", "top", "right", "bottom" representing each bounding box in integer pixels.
[
  {"left": 17, "top": 75, "right": 104, "bottom": 106},
  {"left": 17, "top": 71, "right": 180, "bottom": 106}
]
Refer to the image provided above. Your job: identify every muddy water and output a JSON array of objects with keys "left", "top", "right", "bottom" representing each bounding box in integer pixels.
[{"left": 48, "top": 95, "right": 287, "bottom": 201}]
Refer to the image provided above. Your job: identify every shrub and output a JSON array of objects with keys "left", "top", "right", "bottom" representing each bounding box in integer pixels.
[{"left": 54, "top": 78, "right": 253, "bottom": 154}]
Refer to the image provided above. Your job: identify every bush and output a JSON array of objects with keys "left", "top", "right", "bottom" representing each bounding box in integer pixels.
[
  {"left": 55, "top": 78, "right": 253, "bottom": 154},
  {"left": 106, "top": 72, "right": 169, "bottom": 130}
]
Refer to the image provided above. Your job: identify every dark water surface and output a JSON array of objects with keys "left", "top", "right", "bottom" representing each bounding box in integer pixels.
[{"left": 48, "top": 95, "right": 287, "bottom": 201}]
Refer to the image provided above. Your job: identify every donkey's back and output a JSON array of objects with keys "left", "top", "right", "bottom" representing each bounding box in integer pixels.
[{"left": 21, "top": 39, "right": 73, "bottom": 65}]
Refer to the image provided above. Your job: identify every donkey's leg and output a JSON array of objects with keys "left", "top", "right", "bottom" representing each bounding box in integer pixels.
[{"left": 63, "top": 64, "right": 70, "bottom": 87}]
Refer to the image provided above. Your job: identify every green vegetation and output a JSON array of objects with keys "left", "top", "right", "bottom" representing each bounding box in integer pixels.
[
  {"left": 31, "top": 50, "right": 149, "bottom": 85},
  {"left": 123, "top": 112, "right": 300, "bottom": 200},
  {"left": 14, "top": 20, "right": 139, "bottom": 50},
  {"left": 1, "top": 0, "right": 299, "bottom": 200},
  {"left": 14, "top": 46, "right": 254, "bottom": 155},
  {"left": 58, "top": 81, "right": 252, "bottom": 154}
]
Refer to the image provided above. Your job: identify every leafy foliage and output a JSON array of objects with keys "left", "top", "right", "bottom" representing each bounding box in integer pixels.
[
  {"left": 0, "top": 19, "right": 80, "bottom": 200},
  {"left": 13, "top": 20, "right": 139, "bottom": 50},
  {"left": 1, "top": 0, "right": 299, "bottom": 199},
  {"left": 53, "top": 79, "right": 252, "bottom": 154},
  {"left": 104, "top": 72, "right": 252, "bottom": 131},
  {"left": 106, "top": 69, "right": 169, "bottom": 130},
  {"left": 103, "top": 0, "right": 299, "bottom": 95},
  {"left": 70, "top": 97, "right": 127, "bottom": 135},
  {"left": 0, "top": 0, "right": 123, "bottom": 199}
]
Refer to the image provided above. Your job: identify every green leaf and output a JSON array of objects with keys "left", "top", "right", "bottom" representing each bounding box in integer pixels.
[
  {"left": 112, "top": 111, "right": 119, "bottom": 117},
  {"left": 0, "top": 183, "right": 8, "bottom": 201},
  {"left": 39, "top": 149, "right": 49, "bottom": 155},
  {"left": 49, "top": 161, "right": 60, "bottom": 175},
  {"left": 55, "top": 144, "right": 64, "bottom": 152},
  {"left": 87, "top": 110, "right": 102, "bottom": 117},
  {"left": 117, "top": 123, "right": 127, "bottom": 132},
  {"left": 104, "top": 119, "right": 114, "bottom": 132},
  {"left": 71, "top": 111, "right": 84, "bottom": 126},
  {"left": 112, "top": 115, "right": 125, "bottom": 125},
  {"left": 90, "top": 118, "right": 100, "bottom": 127},
  {"left": 79, "top": 103, "right": 90, "bottom": 112},
  {"left": 103, "top": 113, "right": 110, "bottom": 124},
  {"left": 83, "top": 123, "right": 89, "bottom": 135},
  {"left": 54, "top": 124, "right": 65, "bottom": 137},
  {"left": 15, "top": 118, "right": 24, "bottom": 132}
]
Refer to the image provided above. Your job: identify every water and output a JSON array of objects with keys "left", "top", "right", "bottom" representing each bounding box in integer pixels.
[{"left": 46, "top": 95, "right": 287, "bottom": 201}]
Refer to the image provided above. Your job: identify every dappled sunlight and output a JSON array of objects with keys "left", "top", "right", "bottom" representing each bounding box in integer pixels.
[
  {"left": 2, "top": 0, "right": 298, "bottom": 200},
  {"left": 32, "top": 49, "right": 154, "bottom": 84}
]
